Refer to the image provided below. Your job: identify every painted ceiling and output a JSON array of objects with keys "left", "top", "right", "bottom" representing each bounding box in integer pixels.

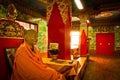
[
  {"left": 1, "top": 0, "right": 120, "bottom": 23},
  {"left": 20, "top": 0, "right": 120, "bottom": 19}
]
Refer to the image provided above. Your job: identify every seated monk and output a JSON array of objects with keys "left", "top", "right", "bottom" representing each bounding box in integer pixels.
[{"left": 11, "top": 29, "right": 66, "bottom": 80}]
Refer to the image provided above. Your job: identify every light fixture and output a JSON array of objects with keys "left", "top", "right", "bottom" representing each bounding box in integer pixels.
[
  {"left": 72, "top": 16, "right": 80, "bottom": 21},
  {"left": 86, "top": 20, "right": 90, "bottom": 24},
  {"left": 74, "top": 0, "right": 83, "bottom": 9},
  {"left": 98, "top": 11, "right": 113, "bottom": 17}
]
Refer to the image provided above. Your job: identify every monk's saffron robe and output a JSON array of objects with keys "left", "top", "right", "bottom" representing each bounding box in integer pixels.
[{"left": 11, "top": 42, "right": 65, "bottom": 80}]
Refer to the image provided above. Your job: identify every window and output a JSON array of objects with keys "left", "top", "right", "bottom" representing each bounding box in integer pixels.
[
  {"left": 15, "top": 20, "right": 38, "bottom": 31},
  {"left": 70, "top": 31, "right": 80, "bottom": 49}
]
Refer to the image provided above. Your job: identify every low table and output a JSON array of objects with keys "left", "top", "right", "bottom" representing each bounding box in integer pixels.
[
  {"left": 42, "top": 58, "right": 80, "bottom": 76},
  {"left": 42, "top": 57, "right": 87, "bottom": 80}
]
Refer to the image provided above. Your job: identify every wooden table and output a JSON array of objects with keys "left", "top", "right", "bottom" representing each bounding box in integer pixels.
[
  {"left": 42, "top": 57, "right": 87, "bottom": 80},
  {"left": 74, "top": 57, "right": 87, "bottom": 80},
  {"left": 42, "top": 58, "right": 80, "bottom": 76}
]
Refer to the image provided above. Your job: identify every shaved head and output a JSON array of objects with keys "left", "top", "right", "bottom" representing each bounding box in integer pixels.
[
  {"left": 24, "top": 29, "right": 37, "bottom": 37},
  {"left": 24, "top": 29, "right": 38, "bottom": 46}
]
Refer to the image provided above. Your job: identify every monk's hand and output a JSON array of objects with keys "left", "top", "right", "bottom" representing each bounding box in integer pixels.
[{"left": 33, "top": 45, "right": 38, "bottom": 54}]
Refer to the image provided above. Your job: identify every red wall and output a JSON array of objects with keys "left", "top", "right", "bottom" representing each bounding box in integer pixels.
[{"left": 0, "top": 38, "right": 23, "bottom": 80}]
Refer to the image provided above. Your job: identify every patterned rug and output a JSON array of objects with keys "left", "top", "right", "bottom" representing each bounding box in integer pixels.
[{"left": 82, "top": 55, "right": 120, "bottom": 80}]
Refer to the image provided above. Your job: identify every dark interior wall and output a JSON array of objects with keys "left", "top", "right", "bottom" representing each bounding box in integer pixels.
[{"left": 0, "top": 38, "right": 23, "bottom": 80}]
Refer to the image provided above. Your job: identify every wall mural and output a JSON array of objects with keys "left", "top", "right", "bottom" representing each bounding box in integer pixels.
[
  {"left": 88, "top": 26, "right": 96, "bottom": 49},
  {"left": 37, "top": 20, "right": 48, "bottom": 54},
  {"left": 0, "top": 4, "right": 24, "bottom": 38},
  {"left": 0, "top": 4, "right": 6, "bottom": 19},
  {"left": 115, "top": 26, "right": 120, "bottom": 48},
  {"left": 0, "top": 4, "right": 48, "bottom": 54},
  {"left": 0, "top": 19, "right": 24, "bottom": 38}
]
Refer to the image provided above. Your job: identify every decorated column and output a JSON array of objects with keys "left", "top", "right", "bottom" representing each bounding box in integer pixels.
[{"left": 47, "top": 0, "right": 71, "bottom": 59}]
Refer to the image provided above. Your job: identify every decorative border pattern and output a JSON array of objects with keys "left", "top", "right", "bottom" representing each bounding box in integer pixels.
[
  {"left": 47, "top": 0, "right": 71, "bottom": 24},
  {"left": 0, "top": 19, "right": 24, "bottom": 38}
]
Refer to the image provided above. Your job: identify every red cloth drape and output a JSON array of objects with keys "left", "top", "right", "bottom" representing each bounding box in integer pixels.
[
  {"left": 80, "top": 30, "right": 87, "bottom": 55},
  {"left": 48, "top": 2, "right": 71, "bottom": 59}
]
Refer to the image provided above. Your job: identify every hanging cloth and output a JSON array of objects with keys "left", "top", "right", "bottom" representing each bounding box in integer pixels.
[{"left": 80, "top": 30, "right": 87, "bottom": 55}]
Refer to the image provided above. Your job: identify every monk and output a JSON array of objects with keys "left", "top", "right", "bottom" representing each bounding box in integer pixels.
[{"left": 11, "top": 29, "right": 66, "bottom": 80}]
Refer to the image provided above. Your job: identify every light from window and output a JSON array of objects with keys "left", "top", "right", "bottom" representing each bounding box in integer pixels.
[{"left": 70, "top": 31, "right": 80, "bottom": 49}]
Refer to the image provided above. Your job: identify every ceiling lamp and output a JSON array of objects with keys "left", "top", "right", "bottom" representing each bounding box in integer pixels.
[
  {"left": 98, "top": 11, "right": 113, "bottom": 17},
  {"left": 74, "top": 0, "right": 83, "bottom": 9}
]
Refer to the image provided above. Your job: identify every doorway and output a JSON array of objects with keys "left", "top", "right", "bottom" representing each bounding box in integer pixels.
[{"left": 96, "top": 33, "right": 114, "bottom": 55}]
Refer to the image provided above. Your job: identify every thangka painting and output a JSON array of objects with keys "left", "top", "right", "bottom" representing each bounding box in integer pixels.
[{"left": 0, "top": 19, "right": 24, "bottom": 38}]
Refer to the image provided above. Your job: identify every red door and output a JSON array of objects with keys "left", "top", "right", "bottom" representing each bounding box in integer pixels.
[{"left": 96, "top": 33, "right": 114, "bottom": 56}]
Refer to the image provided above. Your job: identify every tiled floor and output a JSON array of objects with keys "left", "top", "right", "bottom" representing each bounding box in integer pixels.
[{"left": 82, "top": 55, "right": 120, "bottom": 80}]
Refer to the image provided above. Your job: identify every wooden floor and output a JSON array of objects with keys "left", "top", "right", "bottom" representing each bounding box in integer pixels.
[{"left": 82, "top": 55, "right": 120, "bottom": 80}]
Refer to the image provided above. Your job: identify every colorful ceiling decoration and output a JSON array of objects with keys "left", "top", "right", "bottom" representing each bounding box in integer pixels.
[
  {"left": 98, "top": 11, "right": 113, "bottom": 17},
  {"left": 1, "top": 0, "right": 120, "bottom": 26}
]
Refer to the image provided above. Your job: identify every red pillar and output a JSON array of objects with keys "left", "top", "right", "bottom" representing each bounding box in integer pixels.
[{"left": 47, "top": 1, "right": 71, "bottom": 59}]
